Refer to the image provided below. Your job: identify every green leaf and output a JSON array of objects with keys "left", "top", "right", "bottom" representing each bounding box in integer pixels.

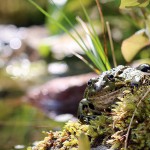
[
  {"left": 79, "top": 3, "right": 111, "bottom": 71},
  {"left": 121, "top": 30, "right": 149, "bottom": 62},
  {"left": 139, "top": 0, "right": 150, "bottom": 7},
  {"left": 119, "top": 0, "right": 150, "bottom": 8},
  {"left": 78, "top": 133, "right": 90, "bottom": 150}
]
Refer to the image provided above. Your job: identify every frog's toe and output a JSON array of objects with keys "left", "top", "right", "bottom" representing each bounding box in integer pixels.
[
  {"left": 77, "top": 114, "right": 84, "bottom": 121},
  {"left": 77, "top": 114, "right": 88, "bottom": 123},
  {"left": 79, "top": 115, "right": 97, "bottom": 124}
]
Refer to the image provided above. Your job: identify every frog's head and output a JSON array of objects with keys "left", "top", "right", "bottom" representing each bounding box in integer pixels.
[
  {"left": 77, "top": 64, "right": 150, "bottom": 122},
  {"left": 84, "top": 65, "right": 150, "bottom": 110},
  {"left": 85, "top": 65, "right": 126, "bottom": 97}
]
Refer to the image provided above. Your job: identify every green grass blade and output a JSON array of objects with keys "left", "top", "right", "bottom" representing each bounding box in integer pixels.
[
  {"left": 28, "top": 0, "right": 111, "bottom": 73},
  {"left": 80, "top": 0, "right": 111, "bottom": 70},
  {"left": 80, "top": 0, "right": 104, "bottom": 52},
  {"left": 49, "top": 0, "right": 89, "bottom": 51},
  {"left": 76, "top": 17, "right": 107, "bottom": 71},
  {"left": 86, "top": 51, "right": 106, "bottom": 71},
  {"left": 89, "top": 32, "right": 111, "bottom": 70}
]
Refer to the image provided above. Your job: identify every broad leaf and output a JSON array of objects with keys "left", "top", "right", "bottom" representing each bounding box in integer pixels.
[
  {"left": 121, "top": 30, "right": 149, "bottom": 62},
  {"left": 139, "top": 0, "right": 150, "bottom": 7},
  {"left": 119, "top": 0, "right": 150, "bottom": 8}
]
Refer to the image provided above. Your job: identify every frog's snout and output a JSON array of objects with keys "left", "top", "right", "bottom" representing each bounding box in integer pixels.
[
  {"left": 93, "top": 80, "right": 106, "bottom": 92},
  {"left": 93, "top": 83, "right": 99, "bottom": 91}
]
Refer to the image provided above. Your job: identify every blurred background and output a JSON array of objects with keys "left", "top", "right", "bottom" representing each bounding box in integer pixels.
[{"left": 0, "top": 0, "right": 149, "bottom": 149}]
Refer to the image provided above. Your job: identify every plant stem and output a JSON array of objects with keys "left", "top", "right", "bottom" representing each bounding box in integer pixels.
[
  {"left": 106, "top": 21, "right": 117, "bottom": 67},
  {"left": 95, "top": 0, "right": 108, "bottom": 55},
  {"left": 124, "top": 88, "right": 150, "bottom": 149}
]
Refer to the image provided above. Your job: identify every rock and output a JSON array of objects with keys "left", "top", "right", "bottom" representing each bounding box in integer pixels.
[
  {"left": 91, "top": 146, "right": 109, "bottom": 150},
  {"left": 26, "top": 73, "right": 97, "bottom": 116}
]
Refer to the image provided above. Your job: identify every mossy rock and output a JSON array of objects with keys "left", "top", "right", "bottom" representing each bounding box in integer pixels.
[{"left": 30, "top": 86, "right": 150, "bottom": 150}]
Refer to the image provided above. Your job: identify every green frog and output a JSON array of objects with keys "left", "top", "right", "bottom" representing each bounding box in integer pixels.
[{"left": 77, "top": 64, "right": 150, "bottom": 123}]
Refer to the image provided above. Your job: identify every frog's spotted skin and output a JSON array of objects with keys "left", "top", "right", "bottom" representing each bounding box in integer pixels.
[{"left": 77, "top": 64, "right": 150, "bottom": 123}]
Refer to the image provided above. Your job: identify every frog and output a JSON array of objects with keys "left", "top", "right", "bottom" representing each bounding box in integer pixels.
[{"left": 77, "top": 64, "right": 150, "bottom": 123}]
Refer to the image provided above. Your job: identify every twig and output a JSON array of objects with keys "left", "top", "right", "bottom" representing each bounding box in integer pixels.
[
  {"left": 106, "top": 22, "right": 117, "bottom": 67},
  {"left": 95, "top": 0, "right": 107, "bottom": 55},
  {"left": 124, "top": 88, "right": 150, "bottom": 149},
  {"left": 140, "top": 8, "right": 147, "bottom": 19}
]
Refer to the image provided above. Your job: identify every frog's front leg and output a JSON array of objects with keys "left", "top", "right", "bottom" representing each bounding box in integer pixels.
[{"left": 77, "top": 99, "right": 100, "bottom": 123}]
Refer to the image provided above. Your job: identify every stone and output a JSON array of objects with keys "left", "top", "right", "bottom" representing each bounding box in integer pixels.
[{"left": 27, "top": 73, "right": 97, "bottom": 116}]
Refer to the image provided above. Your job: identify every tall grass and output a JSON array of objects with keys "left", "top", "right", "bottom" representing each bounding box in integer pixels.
[{"left": 28, "top": 0, "right": 111, "bottom": 74}]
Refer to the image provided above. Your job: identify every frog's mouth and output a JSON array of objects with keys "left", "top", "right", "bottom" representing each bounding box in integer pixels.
[
  {"left": 89, "top": 88, "right": 122, "bottom": 100},
  {"left": 88, "top": 81, "right": 126, "bottom": 97},
  {"left": 87, "top": 86, "right": 127, "bottom": 110}
]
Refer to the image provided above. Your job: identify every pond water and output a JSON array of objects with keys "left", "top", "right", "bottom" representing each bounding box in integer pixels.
[
  {"left": 0, "top": 25, "right": 92, "bottom": 149},
  {"left": 0, "top": 97, "right": 64, "bottom": 150}
]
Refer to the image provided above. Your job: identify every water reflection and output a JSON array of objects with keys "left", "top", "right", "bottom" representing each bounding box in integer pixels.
[{"left": 0, "top": 98, "right": 64, "bottom": 150}]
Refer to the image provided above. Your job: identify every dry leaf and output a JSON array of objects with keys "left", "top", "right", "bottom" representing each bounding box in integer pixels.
[{"left": 121, "top": 30, "right": 149, "bottom": 62}]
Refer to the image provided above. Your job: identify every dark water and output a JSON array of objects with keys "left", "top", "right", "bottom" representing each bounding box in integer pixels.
[{"left": 0, "top": 97, "right": 64, "bottom": 150}]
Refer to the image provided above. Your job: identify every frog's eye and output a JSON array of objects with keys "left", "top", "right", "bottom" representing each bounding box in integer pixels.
[
  {"left": 136, "top": 64, "right": 150, "bottom": 73},
  {"left": 107, "top": 74, "right": 114, "bottom": 79},
  {"left": 88, "top": 103, "right": 95, "bottom": 110},
  {"left": 82, "top": 104, "right": 88, "bottom": 110},
  {"left": 107, "top": 74, "right": 115, "bottom": 81}
]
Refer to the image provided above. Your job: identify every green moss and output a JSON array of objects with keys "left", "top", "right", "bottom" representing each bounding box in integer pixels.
[{"left": 32, "top": 86, "right": 150, "bottom": 150}]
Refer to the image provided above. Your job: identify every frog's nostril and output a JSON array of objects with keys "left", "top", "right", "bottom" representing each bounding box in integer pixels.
[
  {"left": 93, "top": 84, "right": 100, "bottom": 91},
  {"left": 87, "top": 79, "right": 92, "bottom": 86}
]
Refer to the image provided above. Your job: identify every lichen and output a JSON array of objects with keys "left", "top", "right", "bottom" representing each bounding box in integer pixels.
[
  {"left": 32, "top": 121, "right": 94, "bottom": 150},
  {"left": 31, "top": 86, "right": 150, "bottom": 150}
]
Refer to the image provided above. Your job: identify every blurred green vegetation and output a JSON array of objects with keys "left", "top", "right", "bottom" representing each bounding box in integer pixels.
[
  {"left": 0, "top": 0, "right": 47, "bottom": 26},
  {"left": 46, "top": 0, "right": 95, "bottom": 34},
  {"left": 0, "top": 98, "right": 64, "bottom": 150}
]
